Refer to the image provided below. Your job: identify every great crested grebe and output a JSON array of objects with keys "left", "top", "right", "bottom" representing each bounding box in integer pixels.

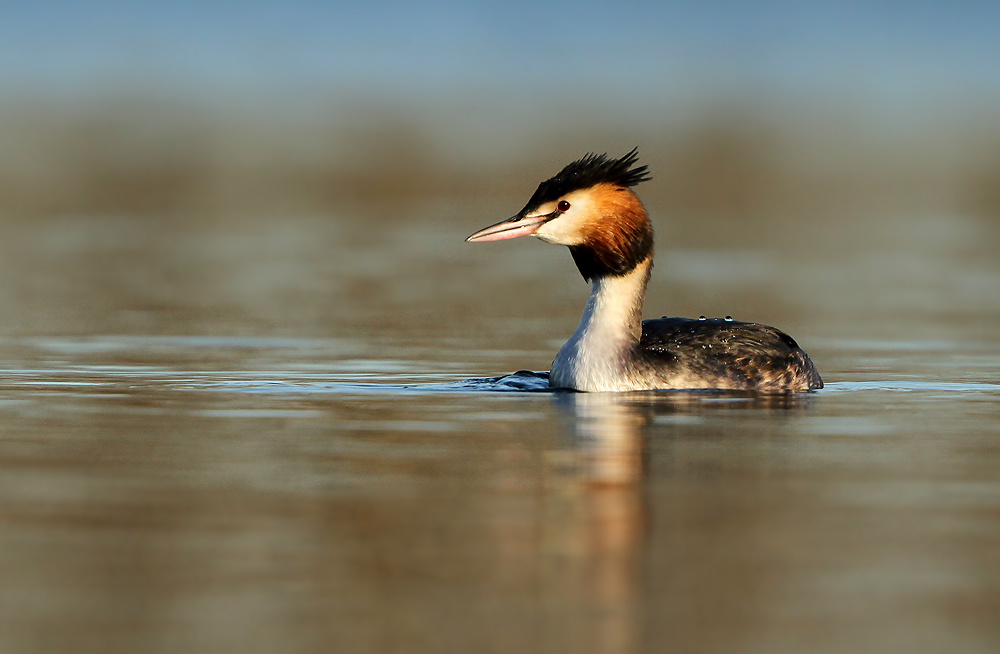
[{"left": 467, "top": 148, "right": 822, "bottom": 393}]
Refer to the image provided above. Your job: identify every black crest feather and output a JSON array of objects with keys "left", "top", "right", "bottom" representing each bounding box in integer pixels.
[{"left": 520, "top": 147, "right": 651, "bottom": 216}]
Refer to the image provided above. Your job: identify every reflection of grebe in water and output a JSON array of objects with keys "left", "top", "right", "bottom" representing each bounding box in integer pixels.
[
  {"left": 468, "top": 149, "right": 822, "bottom": 393},
  {"left": 544, "top": 384, "right": 816, "bottom": 651}
]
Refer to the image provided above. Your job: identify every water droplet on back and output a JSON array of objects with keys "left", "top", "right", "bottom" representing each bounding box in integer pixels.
[
  {"left": 698, "top": 315, "right": 706, "bottom": 320},
  {"left": 725, "top": 315, "right": 733, "bottom": 321}
]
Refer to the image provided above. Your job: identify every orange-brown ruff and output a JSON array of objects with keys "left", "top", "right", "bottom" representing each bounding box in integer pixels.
[
  {"left": 466, "top": 148, "right": 822, "bottom": 393},
  {"left": 567, "top": 183, "right": 652, "bottom": 282}
]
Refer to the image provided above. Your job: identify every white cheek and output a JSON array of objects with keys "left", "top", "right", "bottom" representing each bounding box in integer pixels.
[{"left": 535, "top": 214, "right": 587, "bottom": 245}]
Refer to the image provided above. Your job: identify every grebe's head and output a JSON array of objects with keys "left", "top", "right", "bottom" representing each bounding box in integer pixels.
[{"left": 467, "top": 148, "right": 654, "bottom": 280}]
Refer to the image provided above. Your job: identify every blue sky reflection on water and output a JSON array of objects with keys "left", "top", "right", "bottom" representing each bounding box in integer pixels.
[{"left": 3, "top": 1, "right": 1000, "bottom": 103}]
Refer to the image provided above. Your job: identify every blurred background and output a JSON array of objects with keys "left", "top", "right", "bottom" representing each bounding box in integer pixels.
[
  {"left": 1, "top": 0, "right": 999, "bottom": 344},
  {"left": 3, "top": 5, "right": 1000, "bottom": 654}
]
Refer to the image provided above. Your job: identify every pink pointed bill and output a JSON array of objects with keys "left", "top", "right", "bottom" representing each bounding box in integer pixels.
[{"left": 465, "top": 213, "right": 552, "bottom": 242}]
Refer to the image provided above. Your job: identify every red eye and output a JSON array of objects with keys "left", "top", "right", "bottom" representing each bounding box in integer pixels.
[{"left": 557, "top": 200, "right": 571, "bottom": 212}]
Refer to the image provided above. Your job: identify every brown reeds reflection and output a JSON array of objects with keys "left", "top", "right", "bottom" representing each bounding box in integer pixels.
[{"left": 3, "top": 95, "right": 1000, "bottom": 237}]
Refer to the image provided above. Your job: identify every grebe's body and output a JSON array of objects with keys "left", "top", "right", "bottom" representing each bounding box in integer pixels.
[{"left": 467, "top": 149, "right": 822, "bottom": 393}]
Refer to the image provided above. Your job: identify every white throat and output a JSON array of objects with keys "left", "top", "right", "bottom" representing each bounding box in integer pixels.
[{"left": 550, "top": 258, "right": 651, "bottom": 392}]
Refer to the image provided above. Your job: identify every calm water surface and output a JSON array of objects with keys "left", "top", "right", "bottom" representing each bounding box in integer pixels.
[{"left": 1, "top": 211, "right": 999, "bottom": 653}]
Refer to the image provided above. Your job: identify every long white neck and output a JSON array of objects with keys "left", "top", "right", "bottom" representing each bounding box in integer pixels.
[{"left": 550, "top": 257, "right": 651, "bottom": 392}]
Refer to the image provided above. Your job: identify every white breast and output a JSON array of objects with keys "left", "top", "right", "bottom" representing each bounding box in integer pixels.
[{"left": 549, "top": 260, "right": 651, "bottom": 392}]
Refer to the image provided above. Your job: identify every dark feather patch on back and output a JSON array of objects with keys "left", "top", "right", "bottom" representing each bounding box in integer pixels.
[
  {"left": 519, "top": 147, "right": 651, "bottom": 216},
  {"left": 639, "top": 317, "right": 824, "bottom": 391}
]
